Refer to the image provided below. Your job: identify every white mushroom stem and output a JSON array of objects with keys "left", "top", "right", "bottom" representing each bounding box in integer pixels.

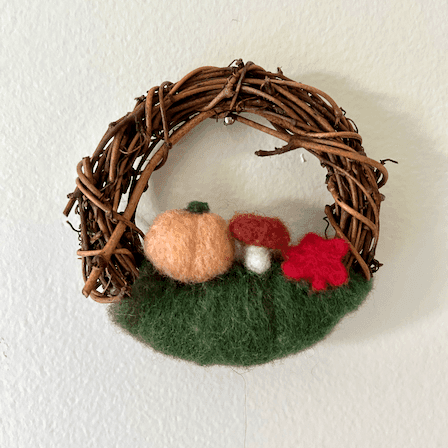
[
  {"left": 244, "top": 245, "right": 271, "bottom": 274},
  {"left": 234, "top": 239, "right": 272, "bottom": 274}
]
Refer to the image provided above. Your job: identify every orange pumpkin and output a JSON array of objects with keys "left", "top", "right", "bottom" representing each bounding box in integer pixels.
[{"left": 143, "top": 201, "right": 235, "bottom": 283}]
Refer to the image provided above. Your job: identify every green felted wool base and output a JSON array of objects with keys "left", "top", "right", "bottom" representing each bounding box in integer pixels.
[{"left": 109, "top": 260, "right": 373, "bottom": 367}]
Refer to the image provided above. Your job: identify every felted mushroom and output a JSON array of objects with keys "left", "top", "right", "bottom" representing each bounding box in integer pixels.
[{"left": 229, "top": 213, "right": 291, "bottom": 274}]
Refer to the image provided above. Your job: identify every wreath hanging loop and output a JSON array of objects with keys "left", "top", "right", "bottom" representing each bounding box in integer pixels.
[{"left": 64, "top": 60, "right": 389, "bottom": 303}]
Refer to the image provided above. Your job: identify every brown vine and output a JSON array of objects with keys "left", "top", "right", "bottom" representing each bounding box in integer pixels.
[{"left": 64, "top": 59, "right": 389, "bottom": 303}]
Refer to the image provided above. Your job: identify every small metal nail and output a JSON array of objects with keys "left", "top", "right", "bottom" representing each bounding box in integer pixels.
[{"left": 224, "top": 116, "right": 235, "bottom": 126}]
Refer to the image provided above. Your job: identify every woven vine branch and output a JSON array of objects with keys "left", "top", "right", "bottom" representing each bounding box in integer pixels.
[{"left": 64, "top": 59, "right": 389, "bottom": 303}]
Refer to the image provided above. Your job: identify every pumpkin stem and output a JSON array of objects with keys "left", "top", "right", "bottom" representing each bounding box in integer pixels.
[{"left": 186, "top": 201, "right": 210, "bottom": 214}]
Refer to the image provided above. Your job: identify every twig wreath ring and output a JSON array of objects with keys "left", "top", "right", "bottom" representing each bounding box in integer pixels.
[{"left": 64, "top": 60, "right": 392, "bottom": 366}]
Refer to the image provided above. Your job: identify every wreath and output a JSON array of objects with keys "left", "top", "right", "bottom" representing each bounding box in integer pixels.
[{"left": 64, "top": 60, "right": 392, "bottom": 366}]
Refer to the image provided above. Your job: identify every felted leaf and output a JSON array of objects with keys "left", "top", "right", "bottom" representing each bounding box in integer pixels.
[{"left": 281, "top": 233, "right": 350, "bottom": 291}]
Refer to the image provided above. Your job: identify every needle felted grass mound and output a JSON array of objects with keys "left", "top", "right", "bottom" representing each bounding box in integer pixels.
[{"left": 109, "top": 260, "right": 373, "bottom": 366}]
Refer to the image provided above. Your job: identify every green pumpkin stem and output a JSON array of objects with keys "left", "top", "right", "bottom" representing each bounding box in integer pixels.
[{"left": 186, "top": 201, "right": 210, "bottom": 214}]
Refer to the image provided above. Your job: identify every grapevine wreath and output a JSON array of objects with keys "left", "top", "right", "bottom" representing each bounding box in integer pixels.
[{"left": 64, "top": 59, "right": 393, "bottom": 366}]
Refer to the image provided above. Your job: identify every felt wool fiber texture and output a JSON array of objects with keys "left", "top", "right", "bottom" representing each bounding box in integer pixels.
[
  {"left": 229, "top": 214, "right": 291, "bottom": 250},
  {"left": 143, "top": 202, "right": 235, "bottom": 283},
  {"left": 244, "top": 245, "right": 272, "bottom": 274},
  {"left": 110, "top": 260, "right": 373, "bottom": 366},
  {"left": 282, "top": 233, "right": 350, "bottom": 291}
]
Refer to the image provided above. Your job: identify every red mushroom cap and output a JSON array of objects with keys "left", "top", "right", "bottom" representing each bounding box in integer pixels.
[{"left": 229, "top": 213, "right": 291, "bottom": 250}]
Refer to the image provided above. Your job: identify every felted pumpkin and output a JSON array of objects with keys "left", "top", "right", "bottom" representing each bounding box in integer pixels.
[{"left": 143, "top": 201, "right": 235, "bottom": 283}]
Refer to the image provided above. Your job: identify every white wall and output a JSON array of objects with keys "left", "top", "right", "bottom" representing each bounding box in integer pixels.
[{"left": 2, "top": 1, "right": 448, "bottom": 447}]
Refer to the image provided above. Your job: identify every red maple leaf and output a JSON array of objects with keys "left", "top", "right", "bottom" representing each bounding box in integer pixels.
[{"left": 281, "top": 233, "right": 350, "bottom": 291}]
